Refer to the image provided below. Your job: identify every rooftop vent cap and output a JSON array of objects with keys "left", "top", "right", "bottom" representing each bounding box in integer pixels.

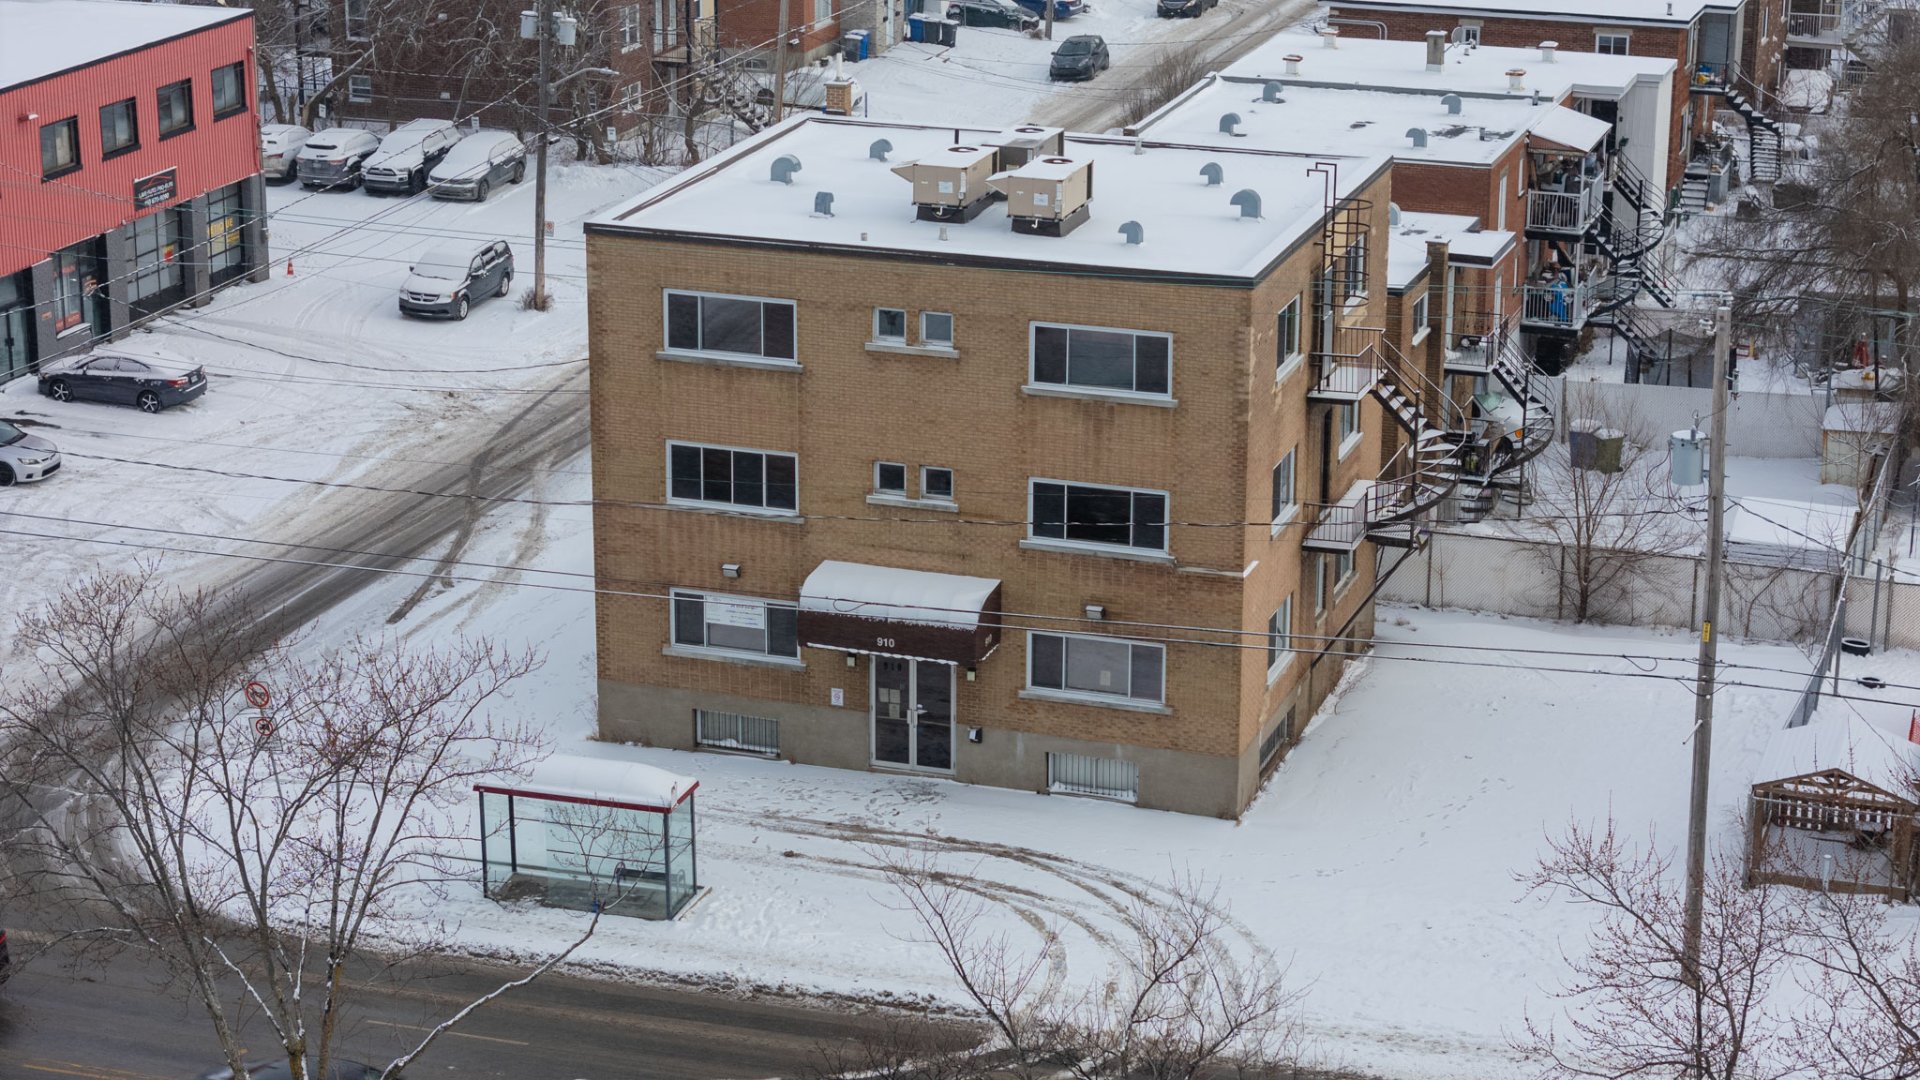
[
  {"left": 1261, "top": 81, "right": 1284, "bottom": 102},
  {"left": 1406, "top": 126, "right": 1429, "bottom": 148},
  {"left": 1230, "top": 188, "right": 1262, "bottom": 219},
  {"left": 869, "top": 138, "right": 893, "bottom": 160},
  {"left": 770, "top": 154, "right": 802, "bottom": 184},
  {"left": 813, "top": 191, "right": 835, "bottom": 217},
  {"left": 1118, "top": 220, "right": 1144, "bottom": 244},
  {"left": 1540, "top": 40, "right": 1558, "bottom": 62},
  {"left": 1441, "top": 93, "right": 1463, "bottom": 115},
  {"left": 1283, "top": 53, "right": 1302, "bottom": 75},
  {"left": 1199, "top": 161, "right": 1224, "bottom": 186},
  {"left": 1219, "top": 112, "right": 1243, "bottom": 135},
  {"left": 1506, "top": 68, "right": 1526, "bottom": 91},
  {"left": 949, "top": 145, "right": 981, "bottom": 153},
  {"left": 1322, "top": 26, "right": 1339, "bottom": 48}
]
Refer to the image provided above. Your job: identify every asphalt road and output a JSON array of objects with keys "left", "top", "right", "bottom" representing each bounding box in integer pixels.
[{"left": 0, "top": 931, "right": 923, "bottom": 1080}]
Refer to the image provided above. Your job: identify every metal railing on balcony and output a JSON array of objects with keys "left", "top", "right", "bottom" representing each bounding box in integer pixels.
[
  {"left": 1786, "top": 7, "right": 1844, "bottom": 40},
  {"left": 1521, "top": 277, "right": 1596, "bottom": 331},
  {"left": 1308, "top": 322, "right": 1384, "bottom": 401},
  {"left": 1302, "top": 486, "right": 1372, "bottom": 551},
  {"left": 1526, "top": 180, "right": 1604, "bottom": 235}
]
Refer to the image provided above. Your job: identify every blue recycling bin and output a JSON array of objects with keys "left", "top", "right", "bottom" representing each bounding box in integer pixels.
[
  {"left": 852, "top": 29, "right": 870, "bottom": 58},
  {"left": 906, "top": 13, "right": 927, "bottom": 41}
]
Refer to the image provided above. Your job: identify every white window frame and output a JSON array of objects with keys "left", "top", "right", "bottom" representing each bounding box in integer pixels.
[
  {"left": 1595, "top": 30, "right": 1631, "bottom": 55},
  {"left": 1410, "top": 292, "right": 1430, "bottom": 345},
  {"left": 670, "top": 588, "right": 802, "bottom": 665},
  {"left": 1267, "top": 596, "right": 1293, "bottom": 681},
  {"left": 1276, "top": 295, "right": 1303, "bottom": 382},
  {"left": 1027, "top": 321, "right": 1174, "bottom": 402},
  {"left": 347, "top": 75, "right": 373, "bottom": 104},
  {"left": 666, "top": 439, "right": 799, "bottom": 515},
  {"left": 661, "top": 288, "right": 799, "bottom": 366},
  {"left": 1337, "top": 402, "right": 1362, "bottom": 458},
  {"left": 1496, "top": 167, "right": 1509, "bottom": 231},
  {"left": 620, "top": 4, "right": 643, "bottom": 47},
  {"left": 921, "top": 311, "right": 954, "bottom": 347},
  {"left": 1341, "top": 235, "right": 1369, "bottom": 304},
  {"left": 345, "top": 0, "right": 369, "bottom": 40},
  {"left": 873, "top": 306, "right": 907, "bottom": 343},
  {"left": 1270, "top": 450, "right": 1297, "bottom": 534},
  {"left": 1457, "top": 21, "right": 1481, "bottom": 45},
  {"left": 814, "top": 0, "right": 833, "bottom": 23},
  {"left": 874, "top": 460, "right": 907, "bottom": 495},
  {"left": 921, "top": 465, "right": 955, "bottom": 503},
  {"left": 1334, "top": 547, "right": 1356, "bottom": 593},
  {"left": 1025, "top": 630, "right": 1167, "bottom": 708},
  {"left": 1026, "top": 477, "right": 1170, "bottom": 556}
]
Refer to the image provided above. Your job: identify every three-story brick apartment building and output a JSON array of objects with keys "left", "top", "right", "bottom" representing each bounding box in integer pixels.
[{"left": 583, "top": 117, "right": 1471, "bottom": 816}]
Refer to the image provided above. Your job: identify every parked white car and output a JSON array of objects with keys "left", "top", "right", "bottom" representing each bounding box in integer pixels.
[
  {"left": 0, "top": 420, "right": 60, "bottom": 485},
  {"left": 362, "top": 119, "right": 464, "bottom": 196},
  {"left": 428, "top": 131, "right": 527, "bottom": 201},
  {"left": 297, "top": 127, "right": 381, "bottom": 190},
  {"left": 260, "top": 123, "right": 311, "bottom": 181}
]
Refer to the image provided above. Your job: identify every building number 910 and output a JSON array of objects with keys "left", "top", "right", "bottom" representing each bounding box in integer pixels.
[{"left": 875, "top": 637, "right": 896, "bottom": 649}]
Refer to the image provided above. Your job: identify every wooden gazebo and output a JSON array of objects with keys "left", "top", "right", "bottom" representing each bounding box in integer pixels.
[{"left": 1747, "top": 717, "right": 1920, "bottom": 901}]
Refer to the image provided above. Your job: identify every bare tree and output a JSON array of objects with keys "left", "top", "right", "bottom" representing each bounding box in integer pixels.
[
  {"left": 1781, "top": 882, "right": 1920, "bottom": 1080},
  {"left": 0, "top": 568, "right": 596, "bottom": 1080},
  {"left": 1517, "top": 821, "right": 1796, "bottom": 1080},
  {"left": 871, "top": 853, "right": 1306, "bottom": 1079},
  {"left": 1117, "top": 45, "right": 1211, "bottom": 129}
]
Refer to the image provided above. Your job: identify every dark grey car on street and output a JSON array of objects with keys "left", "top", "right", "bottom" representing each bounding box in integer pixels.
[
  {"left": 398, "top": 240, "right": 515, "bottom": 320},
  {"left": 38, "top": 354, "right": 208, "bottom": 413}
]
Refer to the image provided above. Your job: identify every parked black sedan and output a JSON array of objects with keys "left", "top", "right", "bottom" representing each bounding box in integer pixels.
[
  {"left": 38, "top": 354, "right": 208, "bottom": 413},
  {"left": 946, "top": 0, "right": 1039, "bottom": 29}
]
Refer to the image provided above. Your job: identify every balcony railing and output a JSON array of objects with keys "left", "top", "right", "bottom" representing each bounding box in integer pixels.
[
  {"left": 1526, "top": 180, "right": 1604, "bottom": 235},
  {"left": 1521, "top": 278, "right": 1597, "bottom": 332},
  {"left": 1302, "top": 484, "right": 1373, "bottom": 551},
  {"left": 1307, "top": 323, "right": 1384, "bottom": 402},
  {"left": 1786, "top": 10, "right": 1844, "bottom": 41}
]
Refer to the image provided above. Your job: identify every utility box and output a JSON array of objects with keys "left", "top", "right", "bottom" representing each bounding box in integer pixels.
[
  {"left": 891, "top": 144, "right": 1002, "bottom": 223},
  {"left": 989, "top": 156, "right": 1093, "bottom": 237},
  {"left": 1670, "top": 428, "right": 1706, "bottom": 486}
]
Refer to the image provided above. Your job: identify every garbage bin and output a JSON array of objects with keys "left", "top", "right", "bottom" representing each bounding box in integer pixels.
[
  {"left": 1568, "top": 417, "right": 1600, "bottom": 470},
  {"left": 852, "top": 29, "right": 870, "bottom": 58},
  {"left": 934, "top": 17, "right": 957, "bottom": 45},
  {"left": 906, "top": 13, "right": 927, "bottom": 41},
  {"left": 1592, "top": 427, "right": 1625, "bottom": 474}
]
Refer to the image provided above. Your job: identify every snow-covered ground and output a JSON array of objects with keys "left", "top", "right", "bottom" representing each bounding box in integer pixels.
[
  {"left": 272, "top": 434, "right": 1887, "bottom": 1078},
  {"left": 0, "top": 161, "right": 663, "bottom": 667}
]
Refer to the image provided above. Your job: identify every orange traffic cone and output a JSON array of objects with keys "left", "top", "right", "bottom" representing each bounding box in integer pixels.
[{"left": 285, "top": 258, "right": 294, "bottom": 277}]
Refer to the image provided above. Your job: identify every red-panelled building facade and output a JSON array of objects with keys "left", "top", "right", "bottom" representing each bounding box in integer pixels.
[{"left": 1, "top": 0, "right": 269, "bottom": 382}]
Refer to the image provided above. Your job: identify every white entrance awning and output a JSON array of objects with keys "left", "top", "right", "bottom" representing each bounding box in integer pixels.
[{"left": 799, "top": 561, "right": 1004, "bottom": 664}]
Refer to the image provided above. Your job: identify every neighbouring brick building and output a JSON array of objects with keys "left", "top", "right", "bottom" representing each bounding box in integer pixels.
[
  {"left": 0, "top": 0, "right": 268, "bottom": 381},
  {"left": 583, "top": 116, "right": 1474, "bottom": 816},
  {"left": 1325, "top": 0, "right": 1791, "bottom": 198}
]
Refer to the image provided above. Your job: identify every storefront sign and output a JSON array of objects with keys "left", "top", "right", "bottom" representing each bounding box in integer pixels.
[{"left": 133, "top": 168, "right": 178, "bottom": 210}]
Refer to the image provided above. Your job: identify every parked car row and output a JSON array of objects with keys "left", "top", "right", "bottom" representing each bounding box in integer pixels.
[{"left": 261, "top": 122, "right": 526, "bottom": 202}]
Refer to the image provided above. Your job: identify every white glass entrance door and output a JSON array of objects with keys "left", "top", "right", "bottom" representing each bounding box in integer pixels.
[{"left": 871, "top": 657, "right": 954, "bottom": 771}]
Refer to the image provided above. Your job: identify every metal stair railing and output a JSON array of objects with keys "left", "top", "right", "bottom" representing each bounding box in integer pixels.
[{"left": 1362, "top": 337, "right": 1470, "bottom": 528}]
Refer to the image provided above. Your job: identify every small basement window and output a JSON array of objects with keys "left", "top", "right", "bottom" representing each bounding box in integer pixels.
[
  {"left": 875, "top": 461, "right": 907, "bottom": 494},
  {"left": 874, "top": 307, "right": 907, "bottom": 342},
  {"left": 1047, "top": 751, "right": 1139, "bottom": 803},
  {"left": 922, "top": 466, "right": 954, "bottom": 501},
  {"left": 695, "top": 709, "right": 780, "bottom": 754},
  {"left": 922, "top": 311, "right": 954, "bottom": 347}
]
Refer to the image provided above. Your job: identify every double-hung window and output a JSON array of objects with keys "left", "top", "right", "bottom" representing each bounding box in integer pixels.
[
  {"left": 1030, "top": 479, "right": 1166, "bottom": 553},
  {"left": 619, "top": 4, "right": 643, "bottom": 46},
  {"left": 211, "top": 62, "right": 247, "bottom": 118},
  {"left": 99, "top": 99, "right": 138, "bottom": 157},
  {"left": 1030, "top": 322, "right": 1171, "bottom": 398},
  {"left": 1410, "top": 293, "right": 1430, "bottom": 342},
  {"left": 345, "top": 0, "right": 369, "bottom": 39},
  {"left": 1267, "top": 597, "right": 1293, "bottom": 678},
  {"left": 665, "top": 290, "right": 797, "bottom": 363},
  {"left": 1337, "top": 402, "right": 1360, "bottom": 456},
  {"left": 1028, "top": 631, "right": 1165, "bottom": 705},
  {"left": 671, "top": 590, "right": 799, "bottom": 661},
  {"left": 156, "top": 79, "right": 193, "bottom": 138},
  {"left": 668, "top": 441, "right": 798, "bottom": 513},
  {"left": 1276, "top": 296, "right": 1302, "bottom": 377},
  {"left": 40, "top": 117, "right": 79, "bottom": 179},
  {"left": 347, "top": 75, "right": 373, "bottom": 103},
  {"left": 1270, "top": 450, "right": 1297, "bottom": 528},
  {"left": 1340, "top": 236, "right": 1368, "bottom": 301},
  {"left": 1596, "top": 31, "right": 1630, "bottom": 55}
]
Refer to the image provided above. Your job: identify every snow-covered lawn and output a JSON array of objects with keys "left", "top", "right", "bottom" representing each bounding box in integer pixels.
[
  {"left": 0, "top": 161, "right": 662, "bottom": 666},
  {"left": 280, "top": 440, "right": 1900, "bottom": 1078}
]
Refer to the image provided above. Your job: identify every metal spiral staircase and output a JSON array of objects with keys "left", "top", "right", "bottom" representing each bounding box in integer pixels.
[
  {"left": 694, "top": 48, "right": 776, "bottom": 132},
  {"left": 1697, "top": 68, "right": 1786, "bottom": 184}
]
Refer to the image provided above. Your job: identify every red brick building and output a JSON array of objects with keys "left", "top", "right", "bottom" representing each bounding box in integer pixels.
[{"left": 1, "top": 0, "right": 268, "bottom": 382}]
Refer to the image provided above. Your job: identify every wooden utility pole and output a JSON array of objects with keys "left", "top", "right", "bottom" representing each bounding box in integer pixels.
[
  {"left": 1683, "top": 302, "right": 1733, "bottom": 987},
  {"left": 772, "top": 0, "right": 791, "bottom": 123}
]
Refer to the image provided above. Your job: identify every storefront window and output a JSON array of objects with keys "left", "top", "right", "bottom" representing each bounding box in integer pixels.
[
  {"left": 127, "top": 210, "right": 186, "bottom": 310},
  {"left": 52, "top": 240, "right": 104, "bottom": 337},
  {"left": 1, "top": 270, "right": 35, "bottom": 384},
  {"left": 206, "top": 182, "right": 247, "bottom": 282}
]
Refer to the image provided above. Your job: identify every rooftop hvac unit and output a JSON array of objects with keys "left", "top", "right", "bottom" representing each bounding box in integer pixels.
[
  {"left": 890, "top": 145, "right": 1003, "bottom": 224},
  {"left": 989, "top": 157, "right": 1093, "bottom": 237},
  {"left": 993, "top": 125, "right": 1065, "bottom": 168}
]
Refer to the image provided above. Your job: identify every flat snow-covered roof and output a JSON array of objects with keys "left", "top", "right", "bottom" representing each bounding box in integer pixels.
[
  {"left": 1229, "top": 33, "right": 1675, "bottom": 100},
  {"left": 1388, "top": 211, "right": 1514, "bottom": 288},
  {"left": 0, "top": 0, "right": 249, "bottom": 92},
  {"left": 479, "top": 755, "right": 699, "bottom": 812},
  {"left": 590, "top": 116, "right": 1387, "bottom": 283},
  {"left": 1530, "top": 105, "right": 1612, "bottom": 150},
  {"left": 1136, "top": 76, "right": 1547, "bottom": 168},
  {"left": 1329, "top": 0, "right": 1738, "bottom": 27}
]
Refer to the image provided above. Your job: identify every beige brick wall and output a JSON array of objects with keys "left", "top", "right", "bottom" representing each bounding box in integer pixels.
[{"left": 586, "top": 169, "right": 1396, "bottom": 812}]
